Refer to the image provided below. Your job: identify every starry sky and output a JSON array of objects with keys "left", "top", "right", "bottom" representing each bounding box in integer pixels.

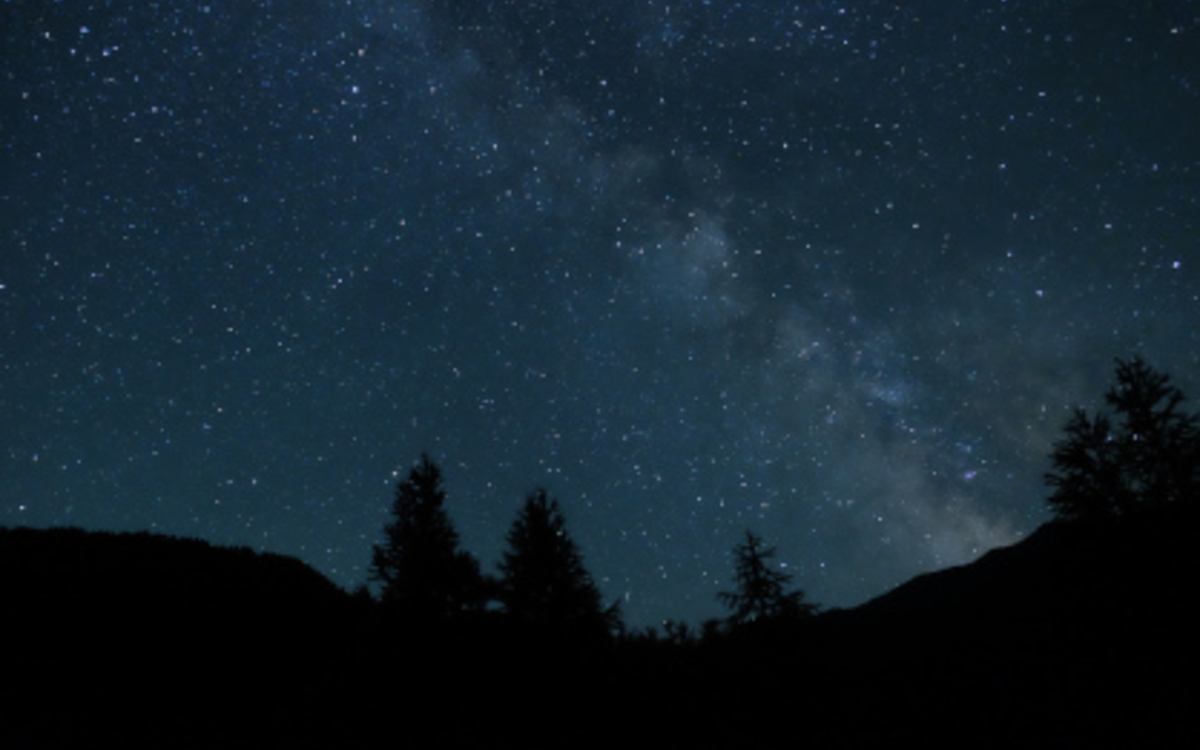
[{"left": 2, "top": 1, "right": 1197, "bottom": 628}]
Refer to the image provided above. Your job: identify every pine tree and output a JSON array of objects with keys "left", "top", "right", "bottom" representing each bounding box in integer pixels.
[
  {"left": 1045, "top": 357, "right": 1199, "bottom": 520},
  {"left": 498, "top": 489, "right": 613, "bottom": 633},
  {"left": 718, "top": 531, "right": 816, "bottom": 627},
  {"left": 369, "top": 454, "right": 484, "bottom": 620}
]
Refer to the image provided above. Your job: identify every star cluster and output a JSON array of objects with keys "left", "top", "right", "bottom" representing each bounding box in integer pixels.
[{"left": 3, "top": 1, "right": 1197, "bottom": 627}]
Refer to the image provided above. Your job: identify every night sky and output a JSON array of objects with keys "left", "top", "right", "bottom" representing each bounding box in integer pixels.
[{"left": 3, "top": 1, "right": 1197, "bottom": 628}]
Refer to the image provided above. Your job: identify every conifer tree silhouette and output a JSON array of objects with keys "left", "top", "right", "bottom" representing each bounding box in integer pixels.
[
  {"left": 369, "top": 454, "right": 484, "bottom": 619},
  {"left": 719, "top": 531, "right": 816, "bottom": 627},
  {"left": 1045, "top": 357, "right": 1199, "bottom": 520},
  {"left": 498, "top": 489, "right": 613, "bottom": 633}
]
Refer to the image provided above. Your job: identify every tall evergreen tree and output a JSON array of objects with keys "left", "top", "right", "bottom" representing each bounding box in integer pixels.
[
  {"left": 719, "top": 531, "right": 816, "bottom": 627},
  {"left": 498, "top": 489, "right": 612, "bottom": 633},
  {"left": 1045, "top": 357, "right": 1199, "bottom": 520},
  {"left": 369, "top": 454, "right": 484, "bottom": 619}
]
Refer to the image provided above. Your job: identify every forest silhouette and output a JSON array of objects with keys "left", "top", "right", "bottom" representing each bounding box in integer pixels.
[{"left": 1, "top": 358, "right": 1196, "bottom": 747}]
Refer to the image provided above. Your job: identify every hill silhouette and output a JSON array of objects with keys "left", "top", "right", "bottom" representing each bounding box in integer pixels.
[
  {"left": 811, "top": 501, "right": 1197, "bottom": 746},
  {"left": 1, "top": 507, "right": 1195, "bottom": 747},
  {"left": 617, "top": 502, "right": 1198, "bottom": 747},
  {"left": 0, "top": 526, "right": 349, "bottom": 611},
  {"left": 842, "top": 505, "right": 1197, "bottom": 630},
  {"left": 0, "top": 527, "right": 361, "bottom": 749}
]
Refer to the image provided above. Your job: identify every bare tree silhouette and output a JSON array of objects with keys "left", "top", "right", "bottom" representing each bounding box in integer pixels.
[{"left": 719, "top": 531, "right": 817, "bottom": 627}]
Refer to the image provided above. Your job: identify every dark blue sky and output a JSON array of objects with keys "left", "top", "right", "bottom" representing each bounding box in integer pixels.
[{"left": 3, "top": 0, "right": 1197, "bottom": 628}]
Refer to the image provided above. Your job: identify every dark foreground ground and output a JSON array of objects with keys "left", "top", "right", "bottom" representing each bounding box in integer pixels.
[{"left": 2, "top": 505, "right": 1195, "bottom": 748}]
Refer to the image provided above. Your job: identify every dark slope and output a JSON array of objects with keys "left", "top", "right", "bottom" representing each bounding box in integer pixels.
[
  {"left": 1, "top": 509, "right": 1195, "bottom": 748},
  {"left": 567, "top": 502, "right": 1200, "bottom": 748},
  {"left": 836, "top": 501, "right": 1197, "bottom": 636},
  {"left": 0, "top": 526, "right": 349, "bottom": 610},
  {"left": 0, "top": 527, "right": 361, "bottom": 750},
  {"left": 808, "top": 502, "right": 1199, "bottom": 746}
]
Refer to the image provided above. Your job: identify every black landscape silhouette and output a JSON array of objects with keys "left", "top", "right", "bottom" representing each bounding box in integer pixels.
[
  {"left": 2, "top": 359, "right": 1196, "bottom": 748},
  {"left": 3, "top": 503, "right": 1195, "bottom": 748}
]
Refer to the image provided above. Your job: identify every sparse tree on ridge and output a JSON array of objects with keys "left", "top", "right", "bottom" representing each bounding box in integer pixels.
[
  {"left": 1045, "top": 357, "right": 1199, "bottom": 520},
  {"left": 369, "top": 454, "right": 485, "bottom": 620},
  {"left": 719, "top": 531, "right": 817, "bottom": 627},
  {"left": 1044, "top": 408, "right": 1125, "bottom": 520}
]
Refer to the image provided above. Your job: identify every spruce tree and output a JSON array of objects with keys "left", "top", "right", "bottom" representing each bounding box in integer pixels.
[
  {"left": 498, "top": 489, "right": 612, "bottom": 633},
  {"left": 369, "top": 454, "right": 484, "bottom": 620}
]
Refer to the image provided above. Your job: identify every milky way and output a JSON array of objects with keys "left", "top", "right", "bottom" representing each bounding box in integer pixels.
[{"left": 3, "top": 1, "right": 1197, "bottom": 627}]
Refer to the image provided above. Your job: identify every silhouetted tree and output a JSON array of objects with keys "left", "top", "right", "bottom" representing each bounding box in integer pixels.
[
  {"left": 1045, "top": 357, "right": 1199, "bottom": 520},
  {"left": 1105, "top": 357, "right": 1200, "bottom": 505},
  {"left": 1044, "top": 408, "right": 1125, "bottom": 520},
  {"left": 369, "top": 454, "right": 485, "bottom": 619},
  {"left": 719, "top": 531, "right": 817, "bottom": 627},
  {"left": 498, "top": 488, "right": 615, "bottom": 634}
]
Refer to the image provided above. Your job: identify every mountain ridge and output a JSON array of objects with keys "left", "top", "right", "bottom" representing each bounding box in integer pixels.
[{"left": 1, "top": 504, "right": 1195, "bottom": 747}]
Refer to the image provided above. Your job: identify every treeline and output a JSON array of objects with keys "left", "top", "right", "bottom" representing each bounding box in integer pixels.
[
  {"left": 1, "top": 356, "right": 1195, "bottom": 747},
  {"left": 364, "top": 356, "right": 1198, "bottom": 639},
  {"left": 364, "top": 454, "right": 818, "bottom": 641}
]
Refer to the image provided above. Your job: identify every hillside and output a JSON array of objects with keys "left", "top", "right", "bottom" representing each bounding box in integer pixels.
[
  {"left": 0, "top": 527, "right": 361, "bottom": 749},
  {"left": 808, "top": 502, "right": 1198, "bottom": 746},
  {"left": 1, "top": 510, "right": 1195, "bottom": 747},
  {"left": 835, "top": 501, "right": 1197, "bottom": 640},
  {"left": 0, "top": 526, "right": 349, "bottom": 612}
]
